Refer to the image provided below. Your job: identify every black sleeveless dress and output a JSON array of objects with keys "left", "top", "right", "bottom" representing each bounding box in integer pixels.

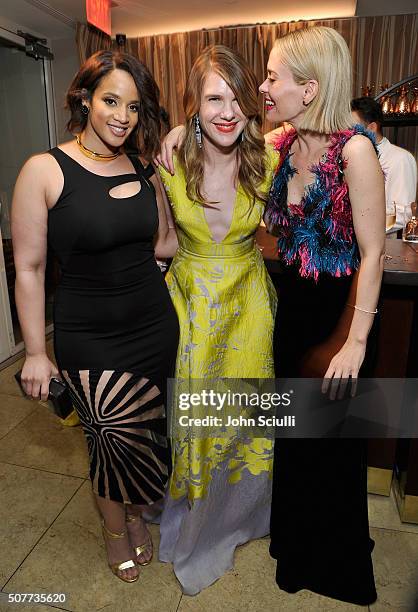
[
  {"left": 47, "top": 148, "right": 179, "bottom": 505},
  {"left": 266, "top": 127, "right": 377, "bottom": 606}
]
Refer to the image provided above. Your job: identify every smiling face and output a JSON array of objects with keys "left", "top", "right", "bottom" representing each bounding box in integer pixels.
[
  {"left": 83, "top": 68, "right": 140, "bottom": 152},
  {"left": 198, "top": 70, "right": 247, "bottom": 149},
  {"left": 259, "top": 48, "right": 308, "bottom": 127}
]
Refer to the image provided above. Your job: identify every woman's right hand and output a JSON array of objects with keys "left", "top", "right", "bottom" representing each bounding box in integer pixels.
[
  {"left": 20, "top": 354, "right": 59, "bottom": 401},
  {"left": 155, "top": 125, "right": 186, "bottom": 174}
]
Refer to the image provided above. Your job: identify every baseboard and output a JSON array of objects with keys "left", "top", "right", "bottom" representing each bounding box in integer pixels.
[
  {"left": 367, "top": 466, "right": 393, "bottom": 496},
  {"left": 393, "top": 475, "right": 418, "bottom": 524}
]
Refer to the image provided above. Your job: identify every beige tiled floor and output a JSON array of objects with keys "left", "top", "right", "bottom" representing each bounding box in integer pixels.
[{"left": 0, "top": 357, "right": 417, "bottom": 612}]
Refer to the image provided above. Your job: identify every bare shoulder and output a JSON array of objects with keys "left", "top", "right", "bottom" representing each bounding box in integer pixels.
[
  {"left": 17, "top": 151, "right": 64, "bottom": 209},
  {"left": 342, "top": 133, "right": 376, "bottom": 157},
  {"left": 19, "top": 152, "right": 54, "bottom": 177},
  {"left": 264, "top": 124, "right": 292, "bottom": 145},
  {"left": 264, "top": 127, "right": 284, "bottom": 145},
  {"left": 21, "top": 151, "right": 64, "bottom": 179}
]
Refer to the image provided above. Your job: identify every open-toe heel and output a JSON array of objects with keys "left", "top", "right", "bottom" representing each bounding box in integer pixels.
[
  {"left": 102, "top": 520, "right": 139, "bottom": 582},
  {"left": 126, "top": 514, "right": 153, "bottom": 566}
]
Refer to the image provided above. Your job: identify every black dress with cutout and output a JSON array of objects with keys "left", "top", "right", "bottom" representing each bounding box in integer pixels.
[{"left": 47, "top": 147, "right": 179, "bottom": 505}]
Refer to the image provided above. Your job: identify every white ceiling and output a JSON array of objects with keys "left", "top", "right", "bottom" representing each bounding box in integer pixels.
[
  {"left": 107, "top": 0, "right": 357, "bottom": 37},
  {"left": 0, "top": 0, "right": 416, "bottom": 40}
]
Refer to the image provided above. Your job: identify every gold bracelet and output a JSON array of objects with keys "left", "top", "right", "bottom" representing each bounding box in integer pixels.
[{"left": 348, "top": 304, "right": 378, "bottom": 315}]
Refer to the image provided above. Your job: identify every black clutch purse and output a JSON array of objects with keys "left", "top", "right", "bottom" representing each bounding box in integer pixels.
[{"left": 14, "top": 370, "right": 74, "bottom": 419}]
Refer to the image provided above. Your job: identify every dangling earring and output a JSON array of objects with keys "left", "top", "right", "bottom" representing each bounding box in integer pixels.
[
  {"left": 81, "top": 104, "right": 90, "bottom": 115},
  {"left": 194, "top": 114, "right": 202, "bottom": 148}
]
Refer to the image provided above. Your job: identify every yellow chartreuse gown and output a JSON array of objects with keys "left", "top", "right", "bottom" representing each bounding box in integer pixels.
[{"left": 158, "top": 146, "right": 278, "bottom": 595}]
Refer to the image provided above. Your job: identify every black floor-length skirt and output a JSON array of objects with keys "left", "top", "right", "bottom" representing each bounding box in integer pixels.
[{"left": 270, "top": 266, "right": 377, "bottom": 606}]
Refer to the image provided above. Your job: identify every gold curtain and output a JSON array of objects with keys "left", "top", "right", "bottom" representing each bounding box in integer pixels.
[{"left": 75, "top": 16, "right": 418, "bottom": 157}]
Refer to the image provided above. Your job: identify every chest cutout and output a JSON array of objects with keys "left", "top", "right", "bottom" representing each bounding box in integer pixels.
[{"left": 109, "top": 180, "right": 142, "bottom": 199}]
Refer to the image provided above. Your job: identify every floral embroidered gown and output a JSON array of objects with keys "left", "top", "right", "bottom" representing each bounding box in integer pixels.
[
  {"left": 158, "top": 147, "right": 278, "bottom": 595},
  {"left": 267, "top": 126, "right": 378, "bottom": 606}
]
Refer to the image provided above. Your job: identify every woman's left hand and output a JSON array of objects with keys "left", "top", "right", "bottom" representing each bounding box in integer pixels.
[{"left": 322, "top": 338, "right": 367, "bottom": 400}]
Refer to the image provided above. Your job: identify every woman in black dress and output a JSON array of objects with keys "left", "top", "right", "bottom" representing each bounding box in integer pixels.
[
  {"left": 12, "top": 51, "right": 179, "bottom": 583},
  {"left": 259, "top": 27, "right": 385, "bottom": 604}
]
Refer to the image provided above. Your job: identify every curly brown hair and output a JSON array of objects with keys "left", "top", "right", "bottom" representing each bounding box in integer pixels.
[
  {"left": 66, "top": 50, "right": 162, "bottom": 160},
  {"left": 178, "top": 45, "right": 267, "bottom": 205}
]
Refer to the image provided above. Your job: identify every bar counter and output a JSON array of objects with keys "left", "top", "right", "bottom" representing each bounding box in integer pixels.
[
  {"left": 257, "top": 226, "right": 418, "bottom": 283},
  {"left": 258, "top": 228, "right": 418, "bottom": 523}
]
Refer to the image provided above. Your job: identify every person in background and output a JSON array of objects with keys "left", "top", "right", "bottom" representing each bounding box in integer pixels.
[
  {"left": 12, "top": 50, "right": 179, "bottom": 583},
  {"left": 351, "top": 96, "right": 417, "bottom": 228}
]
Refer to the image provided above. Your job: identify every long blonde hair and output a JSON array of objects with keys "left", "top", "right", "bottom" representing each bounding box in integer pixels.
[
  {"left": 179, "top": 45, "right": 267, "bottom": 204},
  {"left": 273, "top": 27, "right": 353, "bottom": 134}
]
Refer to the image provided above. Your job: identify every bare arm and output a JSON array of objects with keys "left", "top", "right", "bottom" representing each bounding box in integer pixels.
[
  {"left": 324, "top": 134, "right": 385, "bottom": 389},
  {"left": 11, "top": 155, "right": 58, "bottom": 400},
  {"left": 263, "top": 124, "right": 291, "bottom": 145},
  {"left": 150, "top": 171, "right": 178, "bottom": 259},
  {"left": 156, "top": 124, "right": 292, "bottom": 170},
  {"left": 154, "top": 125, "right": 185, "bottom": 174},
  {"left": 155, "top": 123, "right": 288, "bottom": 172}
]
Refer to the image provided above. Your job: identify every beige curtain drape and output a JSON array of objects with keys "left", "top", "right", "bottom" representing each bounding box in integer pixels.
[
  {"left": 76, "top": 22, "right": 112, "bottom": 64},
  {"left": 76, "top": 16, "right": 418, "bottom": 157}
]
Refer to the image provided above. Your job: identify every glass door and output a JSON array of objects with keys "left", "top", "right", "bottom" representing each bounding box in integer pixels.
[
  {"left": 0, "top": 35, "right": 54, "bottom": 363},
  {"left": 0, "top": 197, "right": 14, "bottom": 361}
]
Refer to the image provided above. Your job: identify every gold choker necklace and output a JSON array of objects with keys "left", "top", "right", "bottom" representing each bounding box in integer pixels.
[{"left": 76, "top": 135, "right": 120, "bottom": 161}]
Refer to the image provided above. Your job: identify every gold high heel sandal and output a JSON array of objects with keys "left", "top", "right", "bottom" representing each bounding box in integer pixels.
[
  {"left": 102, "top": 521, "right": 139, "bottom": 583},
  {"left": 126, "top": 514, "right": 153, "bottom": 566}
]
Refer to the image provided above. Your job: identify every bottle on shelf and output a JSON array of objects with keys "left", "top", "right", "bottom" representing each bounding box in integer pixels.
[
  {"left": 394, "top": 85, "right": 411, "bottom": 115},
  {"left": 411, "top": 86, "right": 418, "bottom": 115},
  {"left": 402, "top": 202, "right": 418, "bottom": 243},
  {"left": 362, "top": 84, "right": 374, "bottom": 97},
  {"left": 380, "top": 83, "right": 393, "bottom": 115},
  {"left": 386, "top": 202, "right": 396, "bottom": 232}
]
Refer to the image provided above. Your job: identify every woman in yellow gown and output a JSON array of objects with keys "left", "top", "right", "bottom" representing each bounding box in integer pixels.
[{"left": 158, "top": 45, "right": 278, "bottom": 594}]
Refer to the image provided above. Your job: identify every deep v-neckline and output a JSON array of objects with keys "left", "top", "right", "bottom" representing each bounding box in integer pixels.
[
  {"left": 286, "top": 148, "right": 329, "bottom": 208},
  {"left": 266, "top": 124, "right": 375, "bottom": 280},
  {"left": 200, "top": 185, "right": 240, "bottom": 244}
]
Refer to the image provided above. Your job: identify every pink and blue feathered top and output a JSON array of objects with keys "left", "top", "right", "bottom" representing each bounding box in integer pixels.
[{"left": 265, "top": 125, "right": 377, "bottom": 281}]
